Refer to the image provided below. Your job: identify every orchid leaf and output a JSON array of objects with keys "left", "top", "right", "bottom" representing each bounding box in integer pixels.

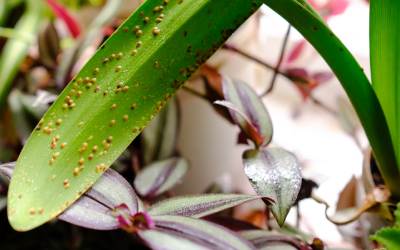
[
  {"left": 243, "top": 147, "right": 302, "bottom": 226},
  {"left": 370, "top": 0, "right": 400, "bottom": 170},
  {"left": 371, "top": 228, "right": 400, "bottom": 250},
  {"left": 8, "top": 0, "right": 258, "bottom": 231},
  {"left": 140, "top": 215, "right": 256, "bottom": 250},
  {"left": 59, "top": 167, "right": 138, "bottom": 230},
  {"left": 134, "top": 157, "right": 188, "bottom": 198},
  {"left": 148, "top": 194, "right": 272, "bottom": 218},
  {"left": 0, "top": 0, "right": 43, "bottom": 106},
  {"left": 218, "top": 77, "right": 273, "bottom": 147},
  {"left": 141, "top": 98, "right": 179, "bottom": 165}
]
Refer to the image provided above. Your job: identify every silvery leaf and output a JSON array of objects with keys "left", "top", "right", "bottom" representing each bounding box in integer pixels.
[{"left": 242, "top": 147, "right": 302, "bottom": 226}]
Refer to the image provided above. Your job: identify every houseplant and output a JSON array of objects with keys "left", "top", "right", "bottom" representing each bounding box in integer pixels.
[{"left": 1, "top": 0, "right": 399, "bottom": 248}]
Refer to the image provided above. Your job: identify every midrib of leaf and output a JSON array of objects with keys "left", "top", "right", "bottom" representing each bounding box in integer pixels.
[{"left": 370, "top": 0, "right": 400, "bottom": 170}]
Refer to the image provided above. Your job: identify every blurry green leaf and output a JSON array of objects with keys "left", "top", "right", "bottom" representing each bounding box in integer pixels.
[
  {"left": 242, "top": 147, "right": 302, "bottom": 226},
  {"left": 371, "top": 228, "right": 400, "bottom": 249},
  {"left": 370, "top": 0, "right": 400, "bottom": 170},
  {"left": 134, "top": 157, "right": 188, "bottom": 198},
  {"left": 141, "top": 215, "right": 255, "bottom": 250},
  {"left": 142, "top": 98, "right": 179, "bottom": 165},
  {"left": 0, "top": 0, "right": 43, "bottom": 106},
  {"left": 8, "top": 0, "right": 258, "bottom": 231},
  {"left": 149, "top": 194, "right": 271, "bottom": 218},
  {"left": 56, "top": 0, "right": 122, "bottom": 87}
]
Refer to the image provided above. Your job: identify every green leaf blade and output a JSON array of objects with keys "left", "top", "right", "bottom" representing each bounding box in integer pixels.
[
  {"left": 7, "top": 0, "right": 258, "bottom": 231},
  {"left": 370, "top": 0, "right": 400, "bottom": 171}
]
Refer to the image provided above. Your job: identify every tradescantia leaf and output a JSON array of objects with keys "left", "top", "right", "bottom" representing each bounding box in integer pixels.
[
  {"left": 0, "top": 162, "right": 15, "bottom": 181},
  {"left": 243, "top": 147, "right": 302, "bottom": 226},
  {"left": 148, "top": 194, "right": 272, "bottom": 218},
  {"left": 141, "top": 98, "right": 179, "bottom": 165},
  {"left": 8, "top": 0, "right": 259, "bottom": 231},
  {"left": 59, "top": 167, "right": 139, "bottom": 229},
  {"left": 240, "top": 230, "right": 308, "bottom": 250},
  {"left": 0, "top": 0, "right": 43, "bottom": 106},
  {"left": 134, "top": 157, "right": 188, "bottom": 198},
  {"left": 370, "top": 0, "right": 400, "bottom": 171},
  {"left": 216, "top": 77, "right": 273, "bottom": 147},
  {"left": 140, "top": 215, "right": 256, "bottom": 250},
  {"left": 139, "top": 229, "right": 211, "bottom": 250}
]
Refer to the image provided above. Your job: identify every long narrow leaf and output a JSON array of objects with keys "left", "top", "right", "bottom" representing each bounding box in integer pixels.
[
  {"left": 370, "top": 0, "right": 400, "bottom": 171},
  {"left": 8, "top": 0, "right": 258, "bottom": 231},
  {"left": 0, "top": 0, "right": 43, "bottom": 105}
]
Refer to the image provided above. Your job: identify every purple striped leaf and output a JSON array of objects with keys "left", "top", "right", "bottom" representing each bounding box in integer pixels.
[
  {"left": 134, "top": 157, "right": 188, "bottom": 198},
  {"left": 240, "top": 230, "right": 312, "bottom": 250},
  {"left": 243, "top": 147, "right": 302, "bottom": 226},
  {"left": 139, "top": 215, "right": 256, "bottom": 250},
  {"left": 0, "top": 162, "right": 15, "bottom": 181},
  {"left": 59, "top": 168, "right": 139, "bottom": 230},
  {"left": 142, "top": 98, "right": 179, "bottom": 165},
  {"left": 0, "top": 162, "right": 139, "bottom": 230},
  {"left": 217, "top": 77, "right": 273, "bottom": 147},
  {"left": 148, "top": 194, "right": 272, "bottom": 218}
]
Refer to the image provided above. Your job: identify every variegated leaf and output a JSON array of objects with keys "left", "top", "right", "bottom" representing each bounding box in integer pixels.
[
  {"left": 243, "top": 147, "right": 302, "bottom": 226},
  {"left": 148, "top": 194, "right": 272, "bottom": 218},
  {"left": 134, "top": 157, "right": 188, "bottom": 198}
]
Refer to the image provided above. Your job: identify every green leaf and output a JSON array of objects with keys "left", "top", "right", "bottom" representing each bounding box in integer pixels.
[
  {"left": 7, "top": 0, "right": 258, "bottom": 231},
  {"left": 242, "top": 147, "right": 302, "bottom": 226},
  {"left": 258, "top": 0, "right": 400, "bottom": 197},
  {"left": 370, "top": 0, "right": 400, "bottom": 171},
  {"left": 134, "top": 157, "right": 188, "bottom": 198},
  {"left": 371, "top": 228, "right": 400, "bottom": 250},
  {"left": 0, "top": 0, "right": 43, "bottom": 106},
  {"left": 148, "top": 194, "right": 271, "bottom": 218}
]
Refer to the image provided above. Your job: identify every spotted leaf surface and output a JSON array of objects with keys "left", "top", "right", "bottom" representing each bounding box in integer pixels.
[
  {"left": 7, "top": 0, "right": 259, "bottom": 231},
  {"left": 134, "top": 157, "right": 188, "bottom": 198},
  {"left": 148, "top": 194, "right": 271, "bottom": 218},
  {"left": 242, "top": 147, "right": 302, "bottom": 226},
  {"left": 218, "top": 77, "right": 273, "bottom": 147},
  {"left": 139, "top": 215, "right": 256, "bottom": 250}
]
